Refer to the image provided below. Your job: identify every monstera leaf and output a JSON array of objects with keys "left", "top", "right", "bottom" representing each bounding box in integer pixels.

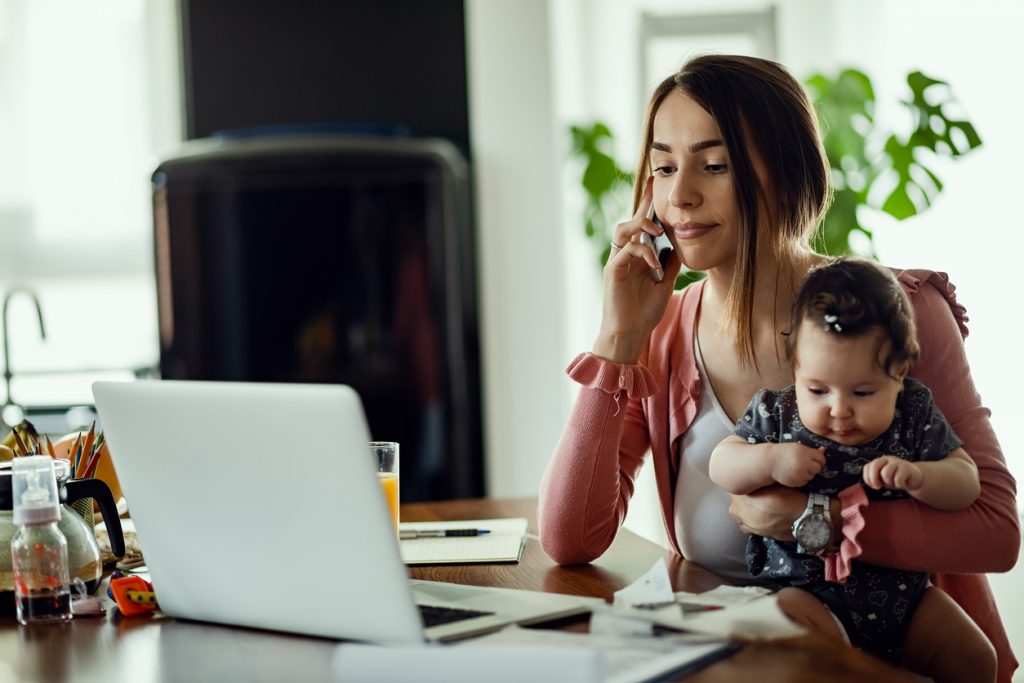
[
  {"left": 879, "top": 71, "right": 983, "bottom": 219},
  {"left": 805, "top": 69, "right": 879, "bottom": 256},
  {"left": 806, "top": 68, "right": 983, "bottom": 255}
]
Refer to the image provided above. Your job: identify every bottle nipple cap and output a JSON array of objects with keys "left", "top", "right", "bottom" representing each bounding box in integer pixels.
[{"left": 12, "top": 455, "right": 60, "bottom": 525}]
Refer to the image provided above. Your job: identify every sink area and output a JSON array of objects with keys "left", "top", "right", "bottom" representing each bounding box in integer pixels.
[{"left": 10, "top": 404, "right": 99, "bottom": 438}]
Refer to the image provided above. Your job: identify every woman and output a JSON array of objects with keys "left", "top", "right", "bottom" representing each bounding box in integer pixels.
[{"left": 537, "top": 55, "right": 1018, "bottom": 680}]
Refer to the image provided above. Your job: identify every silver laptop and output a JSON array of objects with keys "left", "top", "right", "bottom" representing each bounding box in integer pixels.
[{"left": 92, "top": 380, "right": 591, "bottom": 644}]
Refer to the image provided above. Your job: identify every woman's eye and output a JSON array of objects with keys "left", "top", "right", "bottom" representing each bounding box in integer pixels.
[
  {"left": 651, "top": 165, "right": 675, "bottom": 177},
  {"left": 706, "top": 163, "right": 728, "bottom": 174}
]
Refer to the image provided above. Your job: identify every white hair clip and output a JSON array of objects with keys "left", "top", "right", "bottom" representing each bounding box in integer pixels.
[{"left": 823, "top": 314, "right": 842, "bottom": 332}]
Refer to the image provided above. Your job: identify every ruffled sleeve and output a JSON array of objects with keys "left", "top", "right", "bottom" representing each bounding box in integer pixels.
[
  {"left": 539, "top": 352, "right": 655, "bottom": 564},
  {"left": 895, "top": 269, "right": 969, "bottom": 339},
  {"left": 823, "top": 484, "right": 870, "bottom": 583},
  {"left": 566, "top": 352, "right": 657, "bottom": 400}
]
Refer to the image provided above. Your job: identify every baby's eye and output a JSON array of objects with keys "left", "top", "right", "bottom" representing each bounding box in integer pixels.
[
  {"left": 808, "top": 387, "right": 826, "bottom": 396},
  {"left": 706, "top": 163, "right": 728, "bottom": 174},
  {"left": 854, "top": 390, "right": 875, "bottom": 397}
]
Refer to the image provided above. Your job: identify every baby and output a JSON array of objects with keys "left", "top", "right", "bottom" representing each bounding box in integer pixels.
[{"left": 710, "top": 258, "right": 995, "bottom": 683}]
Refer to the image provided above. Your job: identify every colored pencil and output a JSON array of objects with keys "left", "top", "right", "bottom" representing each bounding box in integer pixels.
[
  {"left": 82, "top": 432, "right": 106, "bottom": 479},
  {"left": 11, "top": 430, "right": 28, "bottom": 457},
  {"left": 69, "top": 434, "right": 83, "bottom": 473},
  {"left": 75, "top": 423, "right": 96, "bottom": 478}
]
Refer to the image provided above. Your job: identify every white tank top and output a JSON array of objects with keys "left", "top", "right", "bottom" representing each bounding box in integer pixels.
[{"left": 672, "top": 331, "right": 753, "bottom": 580}]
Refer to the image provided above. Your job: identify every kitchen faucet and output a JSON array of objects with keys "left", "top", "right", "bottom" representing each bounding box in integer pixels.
[{"left": 1, "top": 287, "right": 47, "bottom": 419}]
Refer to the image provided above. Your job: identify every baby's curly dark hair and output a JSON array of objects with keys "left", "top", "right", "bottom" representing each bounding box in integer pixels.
[{"left": 785, "top": 258, "right": 919, "bottom": 378}]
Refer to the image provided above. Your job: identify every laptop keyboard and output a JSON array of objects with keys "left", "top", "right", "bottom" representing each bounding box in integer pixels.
[{"left": 418, "top": 604, "right": 495, "bottom": 628}]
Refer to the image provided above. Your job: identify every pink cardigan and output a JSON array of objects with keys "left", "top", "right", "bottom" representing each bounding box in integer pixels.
[{"left": 539, "top": 269, "right": 1019, "bottom": 681}]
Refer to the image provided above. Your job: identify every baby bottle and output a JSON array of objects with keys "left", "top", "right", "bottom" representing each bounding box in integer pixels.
[{"left": 10, "top": 456, "right": 72, "bottom": 625}]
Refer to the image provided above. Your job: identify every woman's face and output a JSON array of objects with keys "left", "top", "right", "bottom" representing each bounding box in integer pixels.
[{"left": 649, "top": 90, "right": 741, "bottom": 273}]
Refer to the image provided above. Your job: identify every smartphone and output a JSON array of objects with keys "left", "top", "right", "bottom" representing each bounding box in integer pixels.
[{"left": 639, "top": 204, "right": 674, "bottom": 281}]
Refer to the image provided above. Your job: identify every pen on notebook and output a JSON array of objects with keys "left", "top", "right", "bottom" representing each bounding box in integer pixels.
[{"left": 399, "top": 528, "right": 491, "bottom": 540}]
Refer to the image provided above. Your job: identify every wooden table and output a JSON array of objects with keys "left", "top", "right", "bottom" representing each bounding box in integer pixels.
[{"left": 0, "top": 498, "right": 918, "bottom": 682}]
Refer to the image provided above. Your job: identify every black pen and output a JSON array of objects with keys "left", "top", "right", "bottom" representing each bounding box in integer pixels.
[{"left": 399, "top": 528, "right": 491, "bottom": 540}]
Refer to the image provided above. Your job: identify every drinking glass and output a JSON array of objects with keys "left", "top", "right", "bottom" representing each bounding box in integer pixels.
[{"left": 370, "top": 442, "right": 399, "bottom": 534}]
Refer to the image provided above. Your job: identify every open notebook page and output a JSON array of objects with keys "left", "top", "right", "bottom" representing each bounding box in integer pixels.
[{"left": 398, "top": 518, "right": 528, "bottom": 565}]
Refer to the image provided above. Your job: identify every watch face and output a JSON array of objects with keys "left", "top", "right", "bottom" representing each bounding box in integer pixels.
[{"left": 795, "top": 516, "right": 831, "bottom": 551}]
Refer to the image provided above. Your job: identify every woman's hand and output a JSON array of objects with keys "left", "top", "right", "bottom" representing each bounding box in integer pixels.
[
  {"left": 728, "top": 485, "right": 806, "bottom": 541},
  {"left": 593, "top": 176, "right": 683, "bottom": 363}
]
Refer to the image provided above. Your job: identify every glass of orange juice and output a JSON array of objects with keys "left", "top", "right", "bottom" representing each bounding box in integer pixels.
[{"left": 370, "top": 441, "right": 399, "bottom": 535}]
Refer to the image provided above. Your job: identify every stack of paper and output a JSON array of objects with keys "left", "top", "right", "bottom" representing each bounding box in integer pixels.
[
  {"left": 333, "top": 629, "right": 734, "bottom": 683},
  {"left": 594, "top": 560, "right": 804, "bottom": 641},
  {"left": 398, "top": 518, "right": 528, "bottom": 565},
  {"left": 334, "top": 641, "right": 602, "bottom": 683}
]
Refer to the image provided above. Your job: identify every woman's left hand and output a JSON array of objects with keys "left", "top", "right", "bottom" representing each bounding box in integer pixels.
[{"left": 728, "top": 485, "right": 806, "bottom": 540}]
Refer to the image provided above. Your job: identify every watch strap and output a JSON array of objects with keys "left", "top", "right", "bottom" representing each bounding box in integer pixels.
[{"left": 809, "top": 492, "right": 831, "bottom": 521}]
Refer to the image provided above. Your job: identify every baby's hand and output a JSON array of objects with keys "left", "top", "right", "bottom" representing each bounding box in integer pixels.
[
  {"left": 862, "top": 456, "right": 923, "bottom": 492},
  {"left": 770, "top": 443, "right": 825, "bottom": 487}
]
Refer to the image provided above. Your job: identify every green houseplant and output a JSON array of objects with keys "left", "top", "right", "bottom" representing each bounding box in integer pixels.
[{"left": 569, "top": 69, "right": 982, "bottom": 283}]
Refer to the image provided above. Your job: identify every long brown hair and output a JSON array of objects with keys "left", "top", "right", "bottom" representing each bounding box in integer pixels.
[{"left": 632, "top": 55, "right": 831, "bottom": 364}]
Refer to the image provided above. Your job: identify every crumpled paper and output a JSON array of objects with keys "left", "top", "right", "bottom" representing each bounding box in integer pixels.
[{"left": 591, "top": 559, "right": 805, "bottom": 640}]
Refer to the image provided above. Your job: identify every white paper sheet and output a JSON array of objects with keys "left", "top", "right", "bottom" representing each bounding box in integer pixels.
[
  {"left": 333, "top": 642, "right": 602, "bottom": 683},
  {"left": 461, "top": 626, "right": 733, "bottom": 683},
  {"left": 611, "top": 558, "right": 675, "bottom": 608},
  {"left": 592, "top": 559, "right": 686, "bottom": 635},
  {"left": 681, "top": 592, "right": 805, "bottom": 640},
  {"left": 674, "top": 584, "right": 772, "bottom": 609},
  {"left": 594, "top": 560, "right": 802, "bottom": 640}
]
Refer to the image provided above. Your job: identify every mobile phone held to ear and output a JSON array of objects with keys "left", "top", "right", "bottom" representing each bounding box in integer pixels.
[{"left": 639, "top": 204, "right": 674, "bottom": 281}]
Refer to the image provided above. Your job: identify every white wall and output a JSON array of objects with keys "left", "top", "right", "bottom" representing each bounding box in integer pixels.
[
  {"left": 465, "top": 0, "right": 568, "bottom": 497},
  {"left": 850, "top": 0, "right": 1024, "bottom": 669}
]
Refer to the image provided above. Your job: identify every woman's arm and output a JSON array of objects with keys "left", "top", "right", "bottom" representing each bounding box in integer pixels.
[
  {"left": 537, "top": 354, "right": 654, "bottom": 565},
  {"left": 540, "top": 181, "right": 684, "bottom": 565}
]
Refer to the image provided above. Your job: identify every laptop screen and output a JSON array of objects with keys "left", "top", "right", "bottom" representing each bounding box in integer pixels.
[{"left": 93, "top": 380, "right": 426, "bottom": 643}]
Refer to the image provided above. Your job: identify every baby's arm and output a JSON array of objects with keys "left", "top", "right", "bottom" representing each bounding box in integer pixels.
[
  {"left": 710, "top": 436, "right": 825, "bottom": 494},
  {"left": 862, "top": 448, "right": 980, "bottom": 511}
]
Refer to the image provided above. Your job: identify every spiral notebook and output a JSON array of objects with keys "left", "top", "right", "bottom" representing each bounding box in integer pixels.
[{"left": 399, "top": 518, "right": 529, "bottom": 565}]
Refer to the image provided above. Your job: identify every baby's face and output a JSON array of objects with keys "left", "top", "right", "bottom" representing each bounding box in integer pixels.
[{"left": 793, "top": 322, "right": 906, "bottom": 446}]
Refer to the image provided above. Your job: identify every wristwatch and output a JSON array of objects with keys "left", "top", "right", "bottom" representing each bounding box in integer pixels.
[{"left": 791, "top": 493, "right": 832, "bottom": 555}]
